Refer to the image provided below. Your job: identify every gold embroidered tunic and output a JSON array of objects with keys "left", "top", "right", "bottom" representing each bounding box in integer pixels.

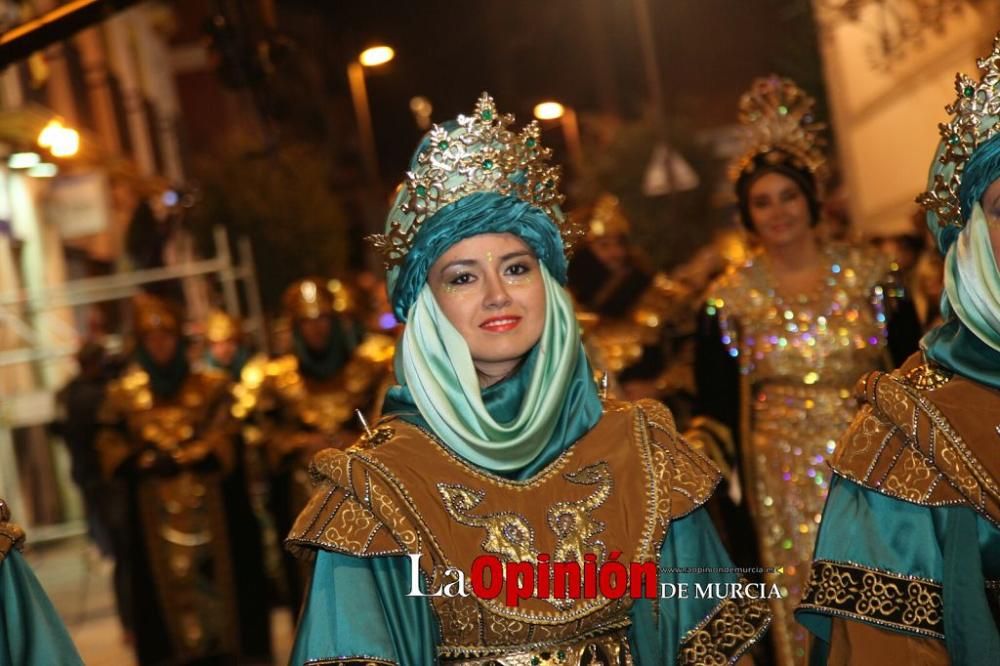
[
  {"left": 287, "top": 399, "right": 771, "bottom": 665},
  {"left": 96, "top": 365, "right": 239, "bottom": 663},
  {"left": 796, "top": 352, "right": 1000, "bottom": 664},
  {"left": 697, "top": 244, "right": 895, "bottom": 665}
]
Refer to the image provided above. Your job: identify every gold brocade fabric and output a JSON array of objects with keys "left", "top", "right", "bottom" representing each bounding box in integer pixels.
[
  {"left": 832, "top": 352, "right": 1000, "bottom": 526},
  {"left": 95, "top": 366, "right": 239, "bottom": 661},
  {"left": 288, "top": 400, "right": 769, "bottom": 663},
  {"left": 706, "top": 244, "right": 891, "bottom": 666}
]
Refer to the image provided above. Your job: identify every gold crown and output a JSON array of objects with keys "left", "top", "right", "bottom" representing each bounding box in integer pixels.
[
  {"left": 917, "top": 33, "right": 1000, "bottom": 229},
  {"left": 728, "top": 76, "right": 827, "bottom": 183},
  {"left": 368, "top": 92, "right": 580, "bottom": 270}
]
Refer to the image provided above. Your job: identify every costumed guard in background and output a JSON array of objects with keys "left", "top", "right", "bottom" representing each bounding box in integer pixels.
[
  {"left": 232, "top": 278, "right": 394, "bottom": 612},
  {"left": 96, "top": 295, "right": 264, "bottom": 664},
  {"left": 286, "top": 93, "right": 771, "bottom": 666},
  {"left": 199, "top": 309, "right": 273, "bottom": 663},
  {"left": 567, "top": 193, "right": 694, "bottom": 408},
  {"left": 0, "top": 499, "right": 83, "bottom": 665},
  {"left": 797, "top": 35, "right": 1000, "bottom": 666},
  {"left": 687, "top": 76, "right": 921, "bottom": 666}
]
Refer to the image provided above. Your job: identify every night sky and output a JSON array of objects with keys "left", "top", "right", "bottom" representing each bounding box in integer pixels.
[{"left": 274, "top": 0, "right": 825, "bottom": 180}]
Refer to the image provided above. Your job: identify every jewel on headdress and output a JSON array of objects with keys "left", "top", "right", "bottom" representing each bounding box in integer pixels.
[
  {"left": 728, "top": 76, "right": 827, "bottom": 183},
  {"left": 367, "top": 92, "right": 582, "bottom": 270},
  {"left": 917, "top": 33, "right": 1000, "bottom": 230}
]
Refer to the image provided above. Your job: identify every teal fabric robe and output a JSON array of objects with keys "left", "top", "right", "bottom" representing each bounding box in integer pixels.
[
  {"left": 291, "top": 507, "right": 748, "bottom": 665},
  {"left": 0, "top": 550, "right": 83, "bottom": 665},
  {"left": 796, "top": 476, "right": 1000, "bottom": 666}
]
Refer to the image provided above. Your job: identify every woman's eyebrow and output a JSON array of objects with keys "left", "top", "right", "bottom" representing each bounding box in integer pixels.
[
  {"left": 439, "top": 259, "right": 478, "bottom": 276},
  {"left": 500, "top": 250, "right": 533, "bottom": 262}
]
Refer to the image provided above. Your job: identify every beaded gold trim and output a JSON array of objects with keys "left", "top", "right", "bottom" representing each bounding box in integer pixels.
[
  {"left": 678, "top": 583, "right": 772, "bottom": 665},
  {"left": 438, "top": 621, "right": 632, "bottom": 665},
  {"left": 798, "top": 559, "right": 944, "bottom": 639},
  {"left": 304, "top": 658, "right": 397, "bottom": 666}
]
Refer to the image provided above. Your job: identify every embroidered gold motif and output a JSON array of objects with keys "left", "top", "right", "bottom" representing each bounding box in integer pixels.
[
  {"left": 798, "top": 560, "right": 944, "bottom": 638},
  {"left": 678, "top": 584, "right": 772, "bottom": 665},
  {"left": 437, "top": 483, "right": 538, "bottom": 563},
  {"left": 548, "top": 463, "right": 613, "bottom": 565},
  {"left": 439, "top": 621, "right": 634, "bottom": 665}
]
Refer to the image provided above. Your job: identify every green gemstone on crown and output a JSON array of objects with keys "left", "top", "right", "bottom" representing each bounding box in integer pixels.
[
  {"left": 482, "top": 159, "right": 494, "bottom": 170},
  {"left": 415, "top": 185, "right": 427, "bottom": 197},
  {"left": 526, "top": 138, "right": 537, "bottom": 148},
  {"left": 964, "top": 85, "right": 975, "bottom": 98},
  {"left": 545, "top": 178, "right": 554, "bottom": 188},
  {"left": 437, "top": 140, "right": 449, "bottom": 149},
  {"left": 557, "top": 649, "right": 566, "bottom": 660},
  {"left": 949, "top": 134, "right": 960, "bottom": 145},
  {"left": 481, "top": 110, "right": 494, "bottom": 121}
]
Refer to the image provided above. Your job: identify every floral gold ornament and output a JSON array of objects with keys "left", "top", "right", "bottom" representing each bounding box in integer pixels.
[
  {"left": 728, "top": 75, "right": 828, "bottom": 183},
  {"left": 917, "top": 32, "right": 1000, "bottom": 231},
  {"left": 368, "top": 92, "right": 580, "bottom": 270}
]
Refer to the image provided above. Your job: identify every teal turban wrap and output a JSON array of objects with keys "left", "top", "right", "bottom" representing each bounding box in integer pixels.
[
  {"left": 378, "top": 95, "right": 602, "bottom": 477},
  {"left": 921, "top": 113, "right": 1000, "bottom": 389}
]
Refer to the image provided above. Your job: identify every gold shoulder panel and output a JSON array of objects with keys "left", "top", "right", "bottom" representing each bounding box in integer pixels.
[
  {"left": 832, "top": 356, "right": 1000, "bottom": 526},
  {"left": 354, "top": 333, "right": 396, "bottom": 367},
  {"left": 285, "top": 439, "right": 419, "bottom": 560},
  {"left": 635, "top": 399, "right": 722, "bottom": 525},
  {"left": 0, "top": 500, "right": 26, "bottom": 564}
]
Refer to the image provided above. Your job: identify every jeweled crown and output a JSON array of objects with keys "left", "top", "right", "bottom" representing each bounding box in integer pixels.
[
  {"left": 728, "top": 76, "right": 827, "bottom": 183},
  {"left": 917, "top": 33, "right": 1000, "bottom": 229},
  {"left": 368, "top": 92, "right": 580, "bottom": 270}
]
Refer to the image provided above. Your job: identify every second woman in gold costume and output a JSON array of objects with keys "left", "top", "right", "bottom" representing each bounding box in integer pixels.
[{"left": 689, "top": 76, "right": 921, "bottom": 666}]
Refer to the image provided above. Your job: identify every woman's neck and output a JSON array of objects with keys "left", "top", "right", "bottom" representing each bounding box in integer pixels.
[{"left": 475, "top": 359, "right": 521, "bottom": 388}]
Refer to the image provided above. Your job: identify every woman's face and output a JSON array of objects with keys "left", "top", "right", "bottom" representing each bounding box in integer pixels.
[
  {"left": 429, "top": 233, "right": 546, "bottom": 382},
  {"left": 142, "top": 330, "right": 179, "bottom": 366},
  {"left": 747, "top": 171, "right": 814, "bottom": 250},
  {"left": 980, "top": 177, "right": 1000, "bottom": 266}
]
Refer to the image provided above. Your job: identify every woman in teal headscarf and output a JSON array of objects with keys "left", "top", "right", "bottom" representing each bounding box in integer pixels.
[
  {"left": 286, "top": 93, "right": 772, "bottom": 665},
  {"left": 795, "top": 36, "right": 1000, "bottom": 666},
  {"left": 0, "top": 499, "right": 83, "bottom": 665}
]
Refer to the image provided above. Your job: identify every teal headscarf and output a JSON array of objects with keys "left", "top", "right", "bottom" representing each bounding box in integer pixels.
[
  {"left": 922, "top": 135, "right": 1000, "bottom": 389},
  {"left": 380, "top": 97, "right": 602, "bottom": 476}
]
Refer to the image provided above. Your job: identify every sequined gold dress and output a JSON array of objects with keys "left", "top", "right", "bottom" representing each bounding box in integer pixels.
[{"left": 693, "top": 244, "right": 920, "bottom": 665}]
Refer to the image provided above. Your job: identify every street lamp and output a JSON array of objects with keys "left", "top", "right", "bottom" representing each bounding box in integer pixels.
[
  {"left": 533, "top": 100, "right": 583, "bottom": 168},
  {"left": 348, "top": 45, "right": 395, "bottom": 182},
  {"left": 37, "top": 119, "right": 79, "bottom": 158}
]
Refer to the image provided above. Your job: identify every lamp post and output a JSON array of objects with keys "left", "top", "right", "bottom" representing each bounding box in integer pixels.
[
  {"left": 347, "top": 45, "right": 394, "bottom": 183},
  {"left": 533, "top": 101, "right": 583, "bottom": 168}
]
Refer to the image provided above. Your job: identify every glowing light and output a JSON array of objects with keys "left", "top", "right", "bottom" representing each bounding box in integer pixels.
[
  {"left": 8, "top": 152, "right": 40, "bottom": 169},
  {"left": 359, "top": 46, "right": 394, "bottom": 67},
  {"left": 27, "top": 163, "right": 58, "bottom": 178},
  {"left": 533, "top": 101, "right": 565, "bottom": 120},
  {"left": 37, "top": 119, "right": 80, "bottom": 157}
]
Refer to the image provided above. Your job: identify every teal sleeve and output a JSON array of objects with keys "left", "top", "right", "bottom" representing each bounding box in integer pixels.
[
  {"left": 0, "top": 550, "right": 83, "bottom": 666},
  {"left": 796, "top": 475, "right": 1000, "bottom": 666},
  {"left": 290, "top": 551, "right": 438, "bottom": 666},
  {"left": 629, "top": 507, "right": 764, "bottom": 663}
]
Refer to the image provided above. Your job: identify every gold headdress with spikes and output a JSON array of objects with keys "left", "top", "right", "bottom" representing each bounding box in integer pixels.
[
  {"left": 728, "top": 75, "right": 827, "bottom": 183},
  {"left": 917, "top": 33, "right": 1000, "bottom": 230},
  {"left": 368, "top": 92, "right": 580, "bottom": 270}
]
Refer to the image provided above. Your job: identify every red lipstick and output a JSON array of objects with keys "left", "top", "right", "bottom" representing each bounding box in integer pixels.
[{"left": 479, "top": 316, "right": 522, "bottom": 332}]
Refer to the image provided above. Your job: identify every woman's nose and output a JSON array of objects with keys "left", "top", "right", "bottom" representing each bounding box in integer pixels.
[{"left": 483, "top": 273, "right": 513, "bottom": 309}]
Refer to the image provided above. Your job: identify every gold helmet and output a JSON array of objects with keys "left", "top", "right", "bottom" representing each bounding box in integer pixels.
[
  {"left": 580, "top": 193, "right": 631, "bottom": 241},
  {"left": 133, "top": 293, "right": 181, "bottom": 335},
  {"left": 282, "top": 278, "right": 334, "bottom": 320},
  {"left": 204, "top": 310, "right": 242, "bottom": 343}
]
